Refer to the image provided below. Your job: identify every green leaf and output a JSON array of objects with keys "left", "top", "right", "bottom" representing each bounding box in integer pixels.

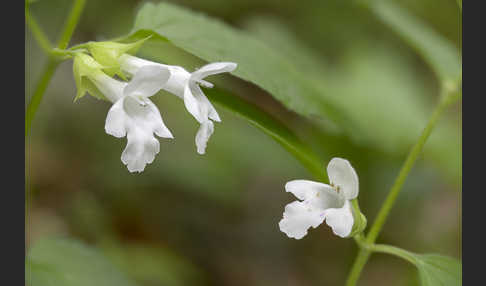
[
  {"left": 322, "top": 46, "right": 431, "bottom": 152},
  {"left": 205, "top": 88, "right": 325, "bottom": 180},
  {"left": 102, "top": 242, "right": 206, "bottom": 286},
  {"left": 416, "top": 254, "right": 462, "bottom": 286},
  {"left": 370, "top": 0, "right": 462, "bottom": 84},
  {"left": 26, "top": 237, "right": 138, "bottom": 286},
  {"left": 129, "top": 2, "right": 346, "bottom": 127},
  {"left": 126, "top": 2, "right": 461, "bottom": 182},
  {"left": 241, "top": 16, "right": 328, "bottom": 76},
  {"left": 372, "top": 245, "right": 462, "bottom": 286}
]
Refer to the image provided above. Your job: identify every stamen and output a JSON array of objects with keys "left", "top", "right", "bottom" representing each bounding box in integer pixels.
[
  {"left": 133, "top": 95, "right": 147, "bottom": 106},
  {"left": 330, "top": 182, "right": 340, "bottom": 193}
]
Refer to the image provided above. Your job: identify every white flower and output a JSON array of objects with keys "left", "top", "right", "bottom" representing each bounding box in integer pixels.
[
  {"left": 91, "top": 72, "right": 173, "bottom": 172},
  {"left": 119, "top": 54, "right": 237, "bottom": 154},
  {"left": 279, "top": 158, "right": 359, "bottom": 239}
]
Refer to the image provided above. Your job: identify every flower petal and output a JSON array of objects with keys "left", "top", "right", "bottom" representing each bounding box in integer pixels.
[
  {"left": 121, "top": 130, "right": 160, "bottom": 173},
  {"left": 285, "top": 180, "right": 343, "bottom": 210},
  {"left": 123, "top": 96, "right": 173, "bottom": 139},
  {"left": 119, "top": 54, "right": 155, "bottom": 75},
  {"left": 92, "top": 73, "right": 126, "bottom": 103},
  {"left": 324, "top": 200, "right": 354, "bottom": 238},
  {"left": 327, "top": 158, "right": 359, "bottom": 200},
  {"left": 106, "top": 96, "right": 173, "bottom": 173},
  {"left": 105, "top": 99, "right": 126, "bottom": 138},
  {"left": 192, "top": 84, "right": 221, "bottom": 122},
  {"left": 183, "top": 85, "right": 204, "bottom": 123},
  {"left": 191, "top": 62, "right": 237, "bottom": 81},
  {"left": 279, "top": 201, "right": 325, "bottom": 239},
  {"left": 195, "top": 120, "right": 214, "bottom": 155},
  {"left": 123, "top": 65, "right": 171, "bottom": 98}
]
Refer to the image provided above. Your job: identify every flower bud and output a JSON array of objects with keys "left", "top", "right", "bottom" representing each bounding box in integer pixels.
[
  {"left": 348, "top": 199, "right": 367, "bottom": 237},
  {"left": 86, "top": 37, "right": 151, "bottom": 80},
  {"left": 72, "top": 53, "right": 107, "bottom": 101}
]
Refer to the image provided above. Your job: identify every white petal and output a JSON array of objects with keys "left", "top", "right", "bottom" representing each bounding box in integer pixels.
[
  {"left": 279, "top": 201, "right": 325, "bottom": 239},
  {"left": 286, "top": 180, "right": 345, "bottom": 216},
  {"left": 123, "top": 96, "right": 173, "bottom": 139},
  {"left": 121, "top": 130, "right": 160, "bottom": 173},
  {"left": 190, "top": 62, "right": 237, "bottom": 81},
  {"left": 192, "top": 84, "right": 221, "bottom": 122},
  {"left": 162, "top": 66, "right": 191, "bottom": 97},
  {"left": 183, "top": 85, "right": 204, "bottom": 123},
  {"left": 119, "top": 54, "right": 157, "bottom": 75},
  {"left": 105, "top": 96, "right": 173, "bottom": 173},
  {"left": 92, "top": 73, "right": 126, "bottom": 103},
  {"left": 324, "top": 200, "right": 354, "bottom": 238},
  {"left": 286, "top": 180, "right": 331, "bottom": 201},
  {"left": 123, "top": 65, "right": 171, "bottom": 98},
  {"left": 195, "top": 120, "right": 214, "bottom": 155},
  {"left": 105, "top": 99, "right": 126, "bottom": 138},
  {"left": 327, "top": 158, "right": 359, "bottom": 200}
]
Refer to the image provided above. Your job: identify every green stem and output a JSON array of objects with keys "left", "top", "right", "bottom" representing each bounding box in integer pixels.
[
  {"left": 57, "top": 0, "right": 86, "bottom": 50},
  {"left": 25, "top": 0, "right": 87, "bottom": 137},
  {"left": 25, "top": 8, "right": 53, "bottom": 54},
  {"left": 25, "top": 60, "right": 59, "bottom": 137},
  {"left": 345, "top": 87, "right": 461, "bottom": 286},
  {"left": 369, "top": 244, "right": 417, "bottom": 265},
  {"left": 345, "top": 246, "right": 371, "bottom": 286},
  {"left": 366, "top": 91, "right": 457, "bottom": 244}
]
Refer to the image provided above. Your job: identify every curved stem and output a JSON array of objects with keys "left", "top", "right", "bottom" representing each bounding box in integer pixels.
[
  {"left": 345, "top": 86, "right": 461, "bottom": 286},
  {"left": 25, "top": 60, "right": 59, "bottom": 137},
  {"left": 25, "top": 0, "right": 87, "bottom": 137},
  {"left": 25, "top": 8, "right": 52, "bottom": 54},
  {"left": 345, "top": 247, "right": 371, "bottom": 286},
  {"left": 57, "top": 0, "right": 86, "bottom": 50},
  {"left": 366, "top": 90, "right": 459, "bottom": 244},
  {"left": 369, "top": 244, "right": 417, "bottom": 265}
]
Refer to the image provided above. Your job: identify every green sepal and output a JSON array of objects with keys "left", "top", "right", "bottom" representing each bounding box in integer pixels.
[
  {"left": 86, "top": 36, "right": 151, "bottom": 80},
  {"left": 72, "top": 53, "right": 108, "bottom": 101},
  {"left": 81, "top": 77, "right": 109, "bottom": 101},
  {"left": 349, "top": 199, "right": 367, "bottom": 237}
]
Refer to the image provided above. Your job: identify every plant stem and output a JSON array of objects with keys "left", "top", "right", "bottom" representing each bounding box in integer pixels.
[
  {"left": 345, "top": 248, "right": 371, "bottom": 286},
  {"left": 25, "top": 0, "right": 87, "bottom": 137},
  {"left": 366, "top": 92, "right": 457, "bottom": 244},
  {"left": 344, "top": 87, "right": 461, "bottom": 286},
  {"left": 25, "top": 60, "right": 59, "bottom": 137},
  {"left": 369, "top": 244, "right": 417, "bottom": 265},
  {"left": 57, "top": 0, "right": 86, "bottom": 50},
  {"left": 25, "top": 8, "right": 53, "bottom": 55}
]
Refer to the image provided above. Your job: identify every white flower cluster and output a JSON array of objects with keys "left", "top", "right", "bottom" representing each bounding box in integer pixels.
[{"left": 73, "top": 45, "right": 236, "bottom": 173}]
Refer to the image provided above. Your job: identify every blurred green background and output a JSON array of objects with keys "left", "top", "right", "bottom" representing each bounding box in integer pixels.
[{"left": 25, "top": 0, "right": 461, "bottom": 285}]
